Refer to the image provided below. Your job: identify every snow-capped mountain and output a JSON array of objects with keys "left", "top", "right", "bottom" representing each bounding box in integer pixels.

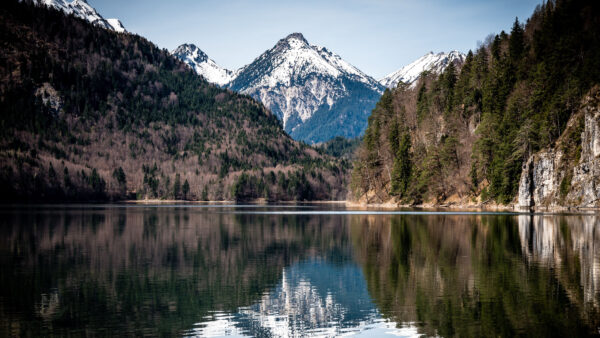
[
  {"left": 30, "top": 0, "right": 126, "bottom": 32},
  {"left": 228, "top": 33, "right": 384, "bottom": 143},
  {"left": 380, "top": 51, "right": 465, "bottom": 88},
  {"left": 172, "top": 44, "right": 235, "bottom": 86}
]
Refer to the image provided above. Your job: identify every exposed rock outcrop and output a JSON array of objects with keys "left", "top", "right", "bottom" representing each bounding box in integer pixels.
[{"left": 518, "top": 87, "right": 600, "bottom": 208}]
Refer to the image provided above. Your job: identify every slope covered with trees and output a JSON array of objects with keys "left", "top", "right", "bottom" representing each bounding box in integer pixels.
[
  {"left": 352, "top": 0, "right": 600, "bottom": 206},
  {"left": 0, "top": 0, "right": 347, "bottom": 202}
]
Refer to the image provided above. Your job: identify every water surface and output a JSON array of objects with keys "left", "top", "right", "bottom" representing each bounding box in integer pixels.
[{"left": 0, "top": 204, "right": 599, "bottom": 336}]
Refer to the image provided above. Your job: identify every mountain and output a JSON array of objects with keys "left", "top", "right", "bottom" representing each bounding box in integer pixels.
[
  {"left": 352, "top": 0, "right": 600, "bottom": 208},
  {"left": 171, "top": 44, "right": 235, "bottom": 86},
  {"left": 229, "top": 33, "right": 384, "bottom": 143},
  {"left": 380, "top": 51, "right": 465, "bottom": 88},
  {"left": 0, "top": 0, "right": 347, "bottom": 202},
  {"left": 29, "top": 0, "right": 126, "bottom": 32},
  {"left": 175, "top": 33, "right": 384, "bottom": 144}
]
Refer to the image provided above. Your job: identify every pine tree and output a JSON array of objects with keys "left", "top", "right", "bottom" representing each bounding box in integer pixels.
[
  {"left": 390, "top": 133, "right": 412, "bottom": 197},
  {"left": 201, "top": 185, "right": 208, "bottom": 201},
  {"left": 112, "top": 167, "right": 127, "bottom": 196},
  {"left": 173, "top": 173, "right": 181, "bottom": 199},
  {"left": 509, "top": 17, "right": 525, "bottom": 62},
  {"left": 182, "top": 179, "right": 190, "bottom": 200}
]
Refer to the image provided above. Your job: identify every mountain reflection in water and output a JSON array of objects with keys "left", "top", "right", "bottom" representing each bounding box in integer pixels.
[{"left": 0, "top": 205, "right": 599, "bottom": 337}]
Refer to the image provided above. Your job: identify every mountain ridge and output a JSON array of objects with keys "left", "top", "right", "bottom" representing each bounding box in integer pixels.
[
  {"left": 171, "top": 44, "right": 235, "bottom": 86},
  {"left": 29, "top": 0, "right": 126, "bottom": 32},
  {"left": 0, "top": 0, "right": 348, "bottom": 202},
  {"left": 173, "top": 35, "right": 467, "bottom": 143},
  {"left": 379, "top": 51, "right": 466, "bottom": 88},
  {"left": 174, "top": 33, "right": 384, "bottom": 143}
]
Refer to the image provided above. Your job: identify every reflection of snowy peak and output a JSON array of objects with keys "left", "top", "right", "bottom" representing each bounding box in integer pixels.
[
  {"left": 228, "top": 33, "right": 384, "bottom": 143},
  {"left": 187, "top": 259, "right": 403, "bottom": 337},
  {"left": 31, "top": 0, "right": 126, "bottom": 32},
  {"left": 171, "top": 44, "right": 235, "bottom": 86},
  {"left": 380, "top": 51, "right": 465, "bottom": 88}
]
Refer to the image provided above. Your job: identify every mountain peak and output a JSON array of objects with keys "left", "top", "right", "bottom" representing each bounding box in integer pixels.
[
  {"left": 29, "top": 0, "right": 126, "bottom": 32},
  {"left": 171, "top": 44, "right": 234, "bottom": 86},
  {"left": 285, "top": 32, "right": 307, "bottom": 42},
  {"left": 173, "top": 44, "right": 208, "bottom": 62},
  {"left": 276, "top": 32, "right": 309, "bottom": 49},
  {"left": 228, "top": 33, "right": 384, "bottom": 142},
  {"left": 380, "top": 50, "right": 466, "bottom": 88}
]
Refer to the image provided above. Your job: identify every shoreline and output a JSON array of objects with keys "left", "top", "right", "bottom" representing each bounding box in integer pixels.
[
  {"left": 3, "top": 200, "right": 599, "bottom": 213},
  {"left": 345, "top": 201, "right": 600, "bottom": 213},
  {"left": 120, "top": 199, "right": 348, "bottom": 205},
  {"left": 119, "top": 199, "right": 600, "bottom": 213}
]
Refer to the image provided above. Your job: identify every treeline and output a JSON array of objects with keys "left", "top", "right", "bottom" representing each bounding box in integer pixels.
[
  {"left": 352, "top": 0, "right": 600, "bottom": 204},
  {"left": 316, "top": 136, "right": 362, "bottom": 160},
  {"left": 0, "top": 0, "right": 347, "bottom": 202}
]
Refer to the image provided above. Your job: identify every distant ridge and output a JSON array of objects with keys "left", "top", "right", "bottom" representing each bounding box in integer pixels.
[
  {"left": 175, "top": 33, "right": 384, "bottom": 143},
  {"left": 28, "top": 0, "right": 126, "bottom": 32},
  {"left": 380, "top": 51, "right": 465, "bottom": 88}
]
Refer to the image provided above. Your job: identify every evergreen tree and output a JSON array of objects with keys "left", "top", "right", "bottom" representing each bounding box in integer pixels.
[
  {"left": 182, "top": 179, "right": 190, "bottom": 200},
  {"left": 509, "top": 17, "right": 525, "bottom": 62},
  {"left": 173, "top": 174, "right": 181, "bottom": 199},
  {"left": 390, "top": 133, "right": 412, "bottom": 197},
  {"left": 201, "top": 186, "right": 208, "bottom": 201}
]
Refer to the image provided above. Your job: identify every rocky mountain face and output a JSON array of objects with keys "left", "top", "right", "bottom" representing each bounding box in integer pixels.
[
  {"left": 518, "top": 86, "right": 600, "bottom": 209},
  {"left": 174, "top": 33, "right": 384, "bottom": 143},
  {"left": 171, "top": 44, "right": 235, "bottom": 86},
  {"left": 29, "top": 0, "right": 125, "bottom": 32},
  {"left": 379, "top": 51, "right": 466, "bottom": 89}
]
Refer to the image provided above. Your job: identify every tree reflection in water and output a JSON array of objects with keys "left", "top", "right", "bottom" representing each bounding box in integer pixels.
[
  {"left": 0, "top": 206, "right": 599, "bottom": 337},
  {"left": 352, "top": 213, "right": 600, "bottom": 337}
]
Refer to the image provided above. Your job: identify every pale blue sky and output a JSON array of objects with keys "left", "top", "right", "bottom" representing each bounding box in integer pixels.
[{"left": 91, "top": 0, "right": 542, "bottom": 79}]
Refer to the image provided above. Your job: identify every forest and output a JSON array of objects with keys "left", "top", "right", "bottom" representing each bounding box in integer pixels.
[
  {"left": 0, "top": 0, "right": 348, "bottom": 202},
  {"left": 352, "top": 0, "right": 600, "bottom": 205}
]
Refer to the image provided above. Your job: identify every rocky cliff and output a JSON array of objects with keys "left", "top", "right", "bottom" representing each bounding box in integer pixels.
[{"left": 518, "top": 87, "right": 600, "bottom": 209}]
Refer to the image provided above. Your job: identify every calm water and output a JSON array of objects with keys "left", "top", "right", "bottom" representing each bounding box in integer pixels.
[{"left": 1, "top": 204, "right": 600, "bottom": 337}]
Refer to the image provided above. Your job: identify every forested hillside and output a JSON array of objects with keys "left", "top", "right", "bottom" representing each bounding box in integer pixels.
[
  {"left": 0, "top": 0, "right": 347, "bottom": 202},
  {"left": 352, "top": 0, "right": 600, "bottom": 207}
]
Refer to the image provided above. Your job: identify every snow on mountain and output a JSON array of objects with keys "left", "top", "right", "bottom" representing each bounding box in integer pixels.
[
  {"left": 172, "top": 44, "right": 235, "bottom": 86},
  {"left": 106, "top": 18, "right": 126, "bottom": 33},
  {"left": 380, "top": 51, "right": 465, "bottom": 88},
  {"left": 228, "top": 33, "right": 384, "bottom": 143},
  {"left": 29, "top": 0, "right": 126, "bottom": 33}
]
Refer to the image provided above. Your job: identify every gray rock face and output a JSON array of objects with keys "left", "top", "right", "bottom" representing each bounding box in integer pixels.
[
  {"left": 517, "top": 89, "right": 600, "bottom": 208},
  {"left": 517, "top": 149, "right": 564, "bottom": 207},
  {"left": 568, "top": 97, "right": 600, "bottom": 207}
]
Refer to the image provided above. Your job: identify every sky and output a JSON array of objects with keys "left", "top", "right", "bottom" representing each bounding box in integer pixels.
[{"left": 91, "top": 0, "right": 543, "bottom": 79}]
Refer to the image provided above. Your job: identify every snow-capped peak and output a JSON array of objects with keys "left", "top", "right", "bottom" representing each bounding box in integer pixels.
[
  {"left": 232, "top": 32, "right": 383, "bottom": 93},
  {"left": 380, "top": 51, "right": 466, "bottom": 88},
  {"left": 28, "top": 0, "right": 126, "bottom": 33},
  {"left": 171, "top": 44, "right": 235, "bottom": 86},
  {"left": 227, "top": 32, "right": 384, "bottom": 141}
]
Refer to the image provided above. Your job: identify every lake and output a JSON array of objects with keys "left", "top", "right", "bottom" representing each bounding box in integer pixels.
[{"left": 0, "top": 204, "right": 599, "bottom": 337}]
